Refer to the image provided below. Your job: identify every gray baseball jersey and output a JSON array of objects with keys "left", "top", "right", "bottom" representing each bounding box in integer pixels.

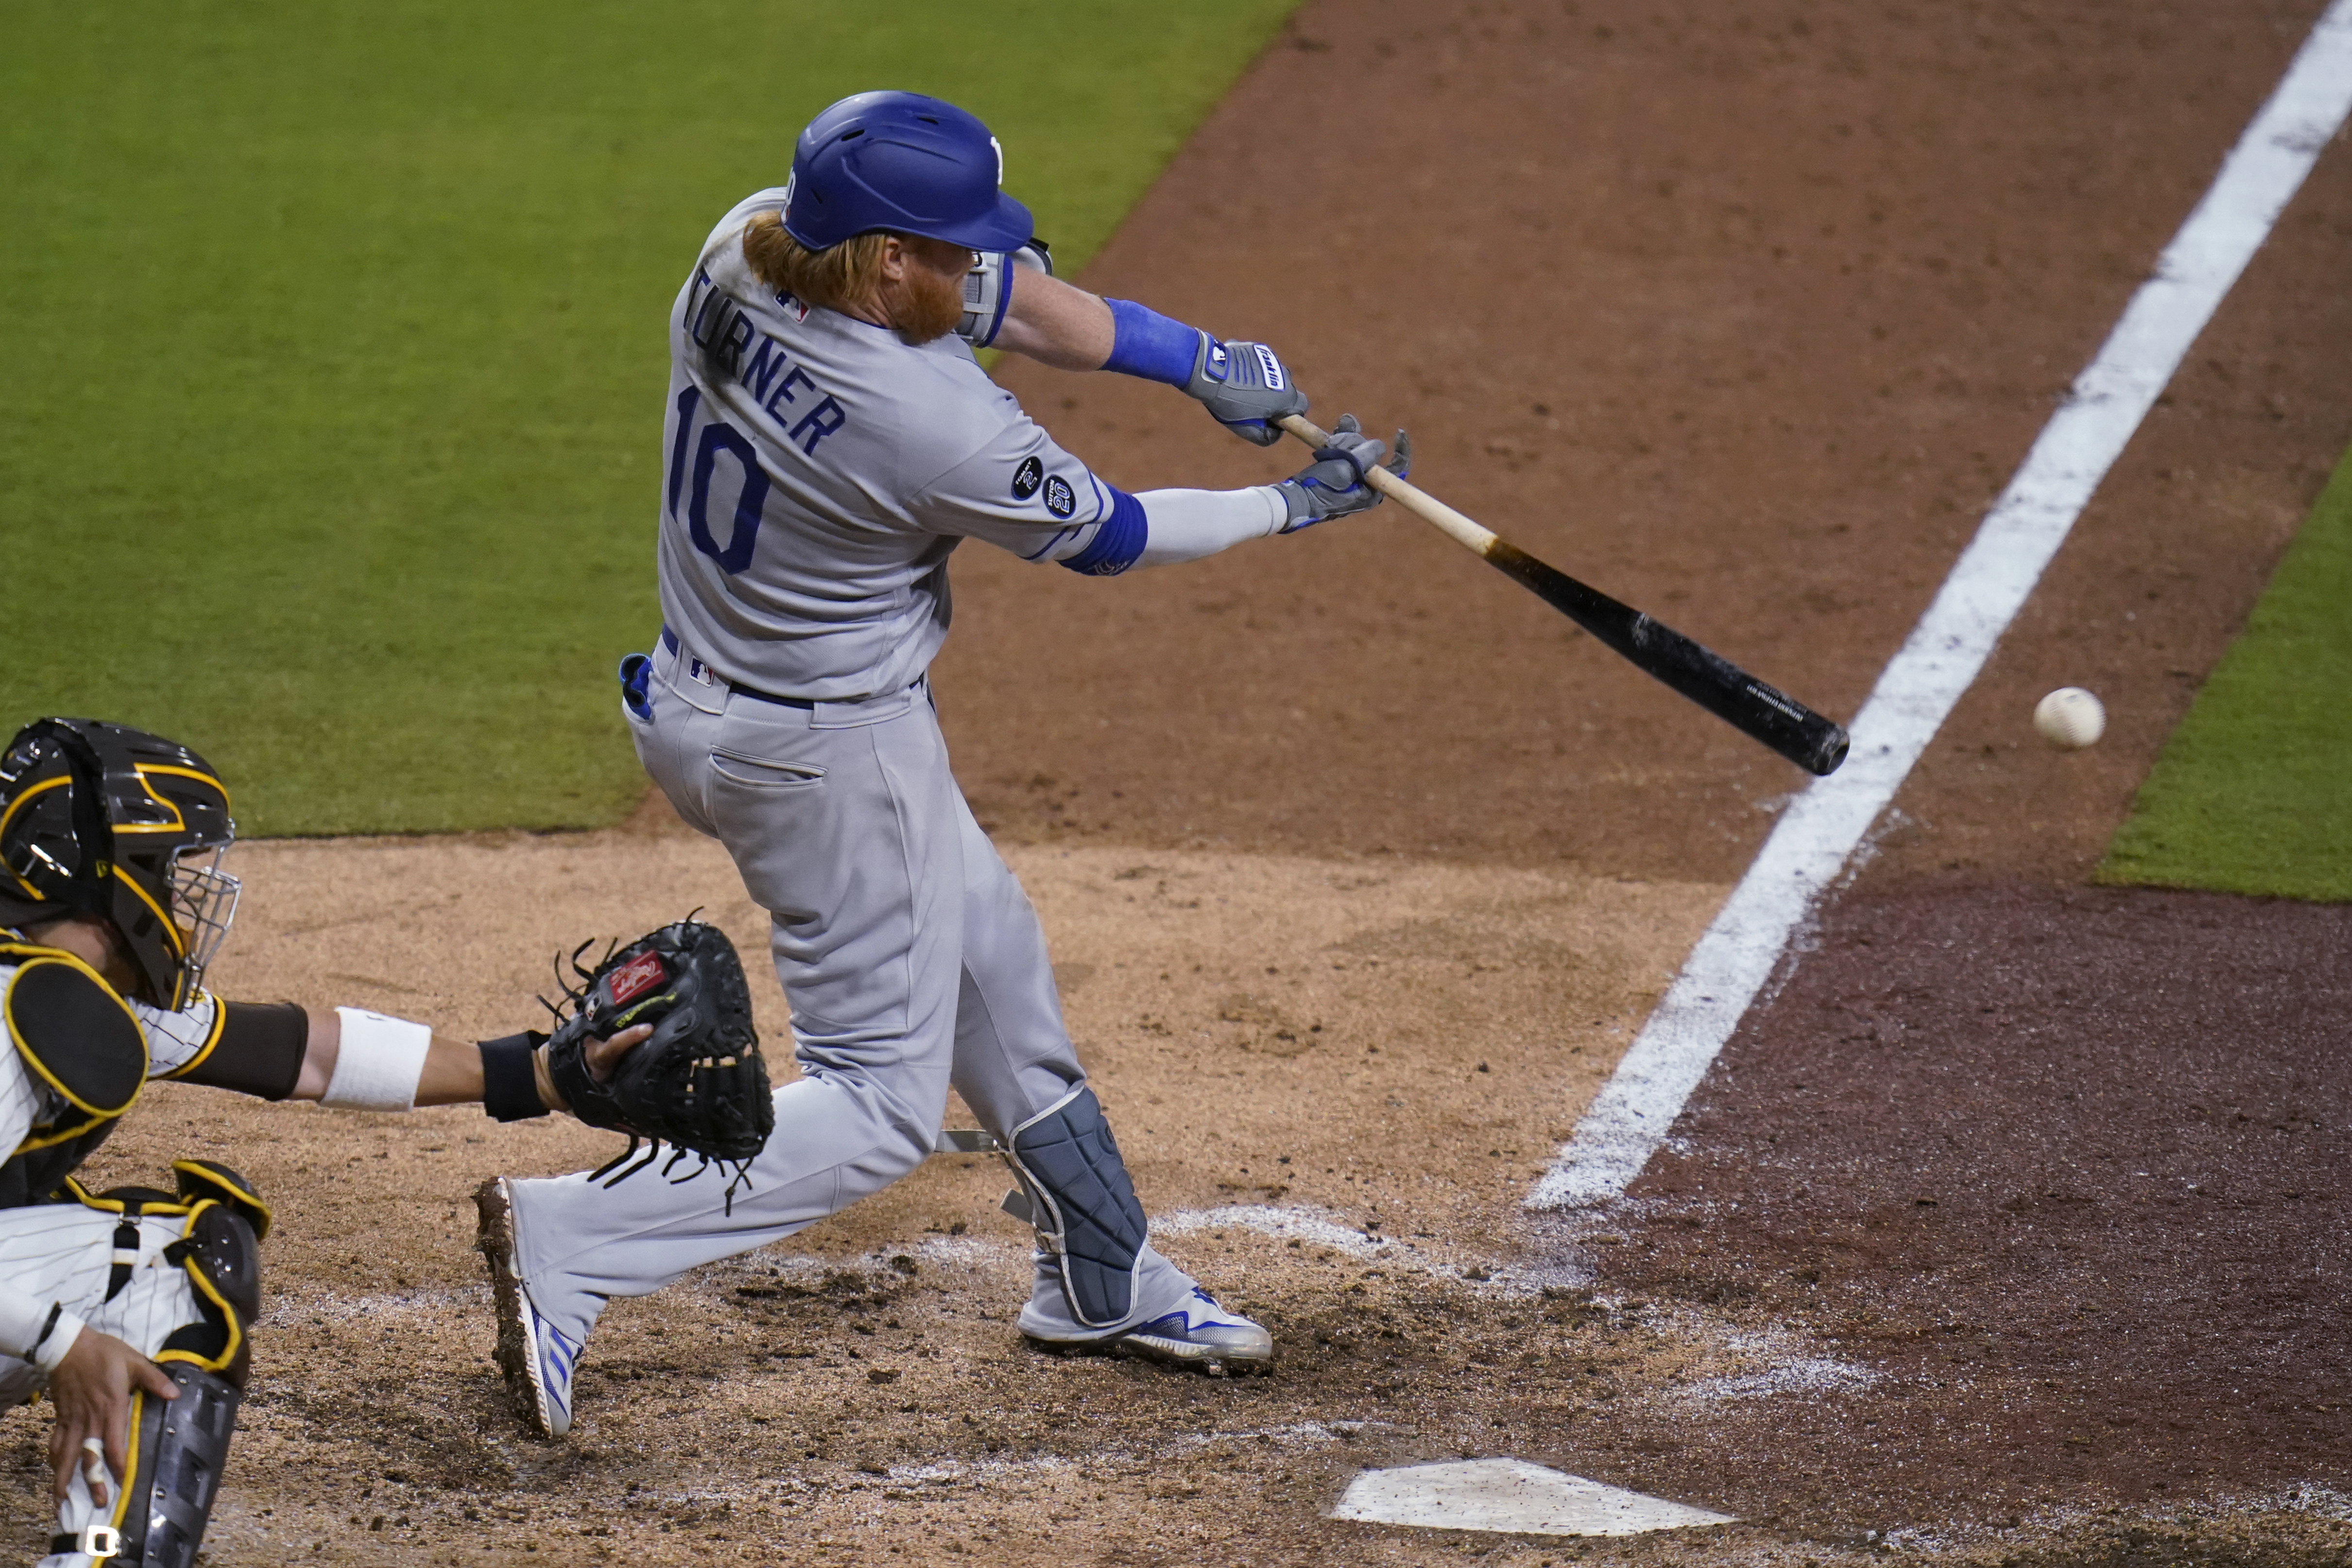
[{"left": 655, "top": 191, "right": 1115, "bottom": 702}]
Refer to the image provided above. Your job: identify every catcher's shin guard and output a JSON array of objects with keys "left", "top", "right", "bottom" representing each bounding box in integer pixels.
[
  {"left": 1001, "top": 1086, "right": 1148, "bottom": 1330},
  {"left": 52, "top": 1366, "right": 241, "bottom": 1567}
]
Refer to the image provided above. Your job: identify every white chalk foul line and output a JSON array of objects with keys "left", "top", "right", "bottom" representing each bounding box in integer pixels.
[{"left": 1530, "top": 2, "right": 2352, "bottom": 1211}]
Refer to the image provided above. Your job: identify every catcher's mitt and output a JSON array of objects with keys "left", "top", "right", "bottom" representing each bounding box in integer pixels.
[{"left": 543, "top": 918, "right": 773, "bottom": 1195}]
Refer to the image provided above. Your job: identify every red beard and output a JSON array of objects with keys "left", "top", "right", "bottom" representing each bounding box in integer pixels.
[{"left": 892, "top": 267, "right": 966, "bottom": 344}]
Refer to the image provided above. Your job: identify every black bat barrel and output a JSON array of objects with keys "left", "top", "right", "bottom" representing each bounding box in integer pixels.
[{"left": 1483, "top": 540, "right": 1850, "bottom": 777}]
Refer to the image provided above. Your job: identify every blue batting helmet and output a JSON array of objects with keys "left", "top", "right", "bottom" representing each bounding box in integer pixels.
[{"left": 781, "top": 91, "right": 1034, "bottom": 252}]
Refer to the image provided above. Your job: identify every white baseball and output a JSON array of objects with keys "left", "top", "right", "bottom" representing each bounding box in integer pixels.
[{"left": 2033, "top": 687, "right": 2106, "bottom": 749}]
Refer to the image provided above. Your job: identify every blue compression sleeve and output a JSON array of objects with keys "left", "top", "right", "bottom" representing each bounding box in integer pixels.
[
  {"left": 1059, "top": 486, "right": 1150, "bottom": 576},
  {"left": 1103, "top": 300, "right": 1204, "bottom": 386}
]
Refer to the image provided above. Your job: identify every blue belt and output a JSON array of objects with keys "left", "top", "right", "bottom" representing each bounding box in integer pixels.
[{"left": 658, "top": 626, "right": 922, "bottom": 710}]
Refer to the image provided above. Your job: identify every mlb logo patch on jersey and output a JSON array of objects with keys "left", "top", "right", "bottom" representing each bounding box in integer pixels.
[
  {"left": 1044, "top": 475, "right": 1076, "bottom": 518},
  {"left": 685, "top": 657, "right": 718, "bottom": 688},
  {"left": 1012, "top": 455, "right": 1044, "bottom": 500},
  {"left": 607, "top": 950, "right": 667, "bottom": 1007}
]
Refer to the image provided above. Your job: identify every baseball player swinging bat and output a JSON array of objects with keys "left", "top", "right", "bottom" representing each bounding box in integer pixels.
[{"left": 1277, "top": 414, "right": 1851, "bottom": 776}]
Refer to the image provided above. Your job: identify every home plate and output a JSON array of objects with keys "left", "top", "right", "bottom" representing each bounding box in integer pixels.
[{"left": 1331, "top": 1458, "right": 1737, "bottom": 1537}]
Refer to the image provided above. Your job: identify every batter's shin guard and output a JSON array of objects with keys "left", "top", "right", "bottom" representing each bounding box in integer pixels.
[
  {"left": 52, "top": 1366, "right": 240, "bottom": 1567},
  {"left": 1001, "top": 1086, "right": 1148, "bottom": 1329}
]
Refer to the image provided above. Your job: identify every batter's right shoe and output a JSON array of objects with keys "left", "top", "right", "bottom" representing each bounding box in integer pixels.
[
  {"left": 474, "top": 1177, "right": 581, "bottom": 1439},
  {"left": 1023, "top": 1282, "right": 1275, "bottom": 1377},
  {"left": 1105, "top": 1287, "right": 1274, "bottom": 1376}
]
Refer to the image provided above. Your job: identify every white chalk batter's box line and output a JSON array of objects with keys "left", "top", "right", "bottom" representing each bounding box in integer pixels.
[{"left": 1528, "top": 0, "right": 2352, "bottom": 1215}]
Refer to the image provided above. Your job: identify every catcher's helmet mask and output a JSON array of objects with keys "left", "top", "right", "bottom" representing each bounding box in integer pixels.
[
  {"left": 782, "top": 90, "right": 1033, "bottom": 253},
  {"left": 0, "top": 719, "right": 240, "bottom": 1011}
]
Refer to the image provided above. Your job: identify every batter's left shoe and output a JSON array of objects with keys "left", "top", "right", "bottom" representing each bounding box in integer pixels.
[{"left": 474, "top": 1177, "right": 581, "bottom": 1439}]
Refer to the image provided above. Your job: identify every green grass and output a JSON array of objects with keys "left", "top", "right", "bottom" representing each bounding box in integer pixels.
[
  {"left": 0, "top": 0, "right": 1295, "bottom": 834},
  {"left": 2100, "top": 444, "right": 2352, "bottom": 902}
]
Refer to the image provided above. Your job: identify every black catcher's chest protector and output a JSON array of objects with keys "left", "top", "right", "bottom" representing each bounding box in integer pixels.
[{"left": 1, "top": 947, "right": 147, "bottom": 1207}]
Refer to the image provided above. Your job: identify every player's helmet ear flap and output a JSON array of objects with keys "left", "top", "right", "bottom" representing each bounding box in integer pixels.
[
  {"left": 783, "top": 90, "right": 1034, "bottom": 253},
  {"left": 0, "top": 719, "right": 239, "bottom": 1011}
]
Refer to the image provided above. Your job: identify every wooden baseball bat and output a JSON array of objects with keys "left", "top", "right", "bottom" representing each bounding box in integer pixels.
[{"left": 1279, "top": 414, "right": 1850, "bottom": 777}]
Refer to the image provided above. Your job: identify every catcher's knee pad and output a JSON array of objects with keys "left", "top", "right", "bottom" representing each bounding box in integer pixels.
[
  {"left": 1003, "top": 1086, "right": 1147, "bottom": 1329},
  {"left": 159, "top": 1201, "right": 261, "bottom": 1390},
  {"left": 70, "top": 1365, "right": 243, "bottom": 1567},
  {"left": 172, "top": 1159, "right": 273, "bottom": 1242}
]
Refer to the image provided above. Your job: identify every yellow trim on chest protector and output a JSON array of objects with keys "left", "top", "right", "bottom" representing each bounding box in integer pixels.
[{"left": 3, "top": 948, "right": 146, "bottom": 1132}]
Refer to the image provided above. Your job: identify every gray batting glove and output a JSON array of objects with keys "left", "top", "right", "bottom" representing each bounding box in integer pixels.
[
  {"left": 1272, "top": 414, "right": 1411, "bottom": 532},
  {"left": 1185, "top": 336, "right": 1309, "bottom": 446}
]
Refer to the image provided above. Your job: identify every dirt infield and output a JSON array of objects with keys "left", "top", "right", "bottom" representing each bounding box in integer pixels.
[
  {"left": 1588, "top": 881, "right": 2352, "bottom": 1518},
  {"left": 11, "top": 0, "right": 2352, "bottom": 1561},
  {"left": 7, "top": 826, "right": 1725, "bottom": 1566}
]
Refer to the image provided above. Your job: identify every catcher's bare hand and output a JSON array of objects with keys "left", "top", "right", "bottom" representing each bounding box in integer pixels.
[
  {"left": 533, "top": 1023, "right": 652, "bottom": 1114},
  {"left": 47, "top": 1328, "right": 177, "bottom": 1502}
]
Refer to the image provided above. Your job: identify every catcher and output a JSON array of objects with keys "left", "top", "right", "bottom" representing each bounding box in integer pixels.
[{"left": 0, "top": 718, "right": 701, "bottom": 1568}]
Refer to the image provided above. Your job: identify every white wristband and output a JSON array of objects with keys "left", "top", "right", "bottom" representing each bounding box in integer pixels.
[{"left": 323, "top": 1007, "right": 432, "bottom": 1112}]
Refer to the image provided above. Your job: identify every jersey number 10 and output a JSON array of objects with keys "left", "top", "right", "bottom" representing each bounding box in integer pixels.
[{"left": 666, "top": 386, "right": 768, "bottom": 575}]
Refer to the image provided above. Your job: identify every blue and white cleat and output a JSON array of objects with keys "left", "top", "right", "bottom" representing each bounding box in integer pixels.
[
  {"left": 1106, "top": 1288, "right": 1274, "bottom": 1377},
  {"left": 474, "top": 1177, "right": 580, "bottom": 1438}
]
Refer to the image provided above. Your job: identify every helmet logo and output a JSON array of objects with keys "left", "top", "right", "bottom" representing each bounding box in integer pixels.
[{"left": 991, "top": 136, "right": 1004, "bottom": 188}]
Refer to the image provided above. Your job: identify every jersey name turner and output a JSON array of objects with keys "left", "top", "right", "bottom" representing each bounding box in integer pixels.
[{"left": 681, "top": 271, "right": 849, "bottom": 457}]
